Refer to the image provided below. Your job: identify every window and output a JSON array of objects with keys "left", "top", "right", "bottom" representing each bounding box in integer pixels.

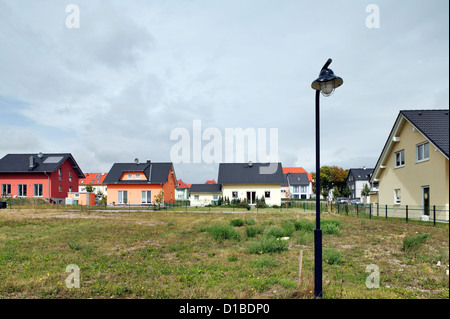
[
  {"left": 141, "top": 191, "right": 152, "bottom": 204},
  {"left": 127, "top": 174, "right": 133, "bottom": 180},
  {"left": 58, "top": 168, "right": 62, "bottom": 180},
  {"left": 118, "top": 191, "right": 128, "bottom": 204},
  {"left": 95, "top": 174, "right": 102, "bottom": 179},
  {"left": 34, "top": 184, "right": 43, "bottom": 197},
  {"left": 213, "top": 195, "right": 219, "bottom": 200},
  {"left": 69, "top": 186, "right": 72, "bottom": 192},
  {"left": 395, "top": 150, "right": 405, "bottom": 168},
  {"left": 58, "top": 185, "right": 63, "bottom": 192},
  {"left": 293, "top": 186, "right": 299, "bottom": 193},
  {"left": 18, "top": 184, "right": 27, "bottom": 197},
  {"left": 394, "top": 189, "right": 401, "bottom": 204},
  {"left": 416, "top": 142, "right": 429, "bottom": 162},
  {"left": 75, "top": 193, "right": 80, "bottom": 198},
  {"left": 80, "top": 180, "right": 84, "bottom": 184},
  {"left": 300, "top": 186, "right": 308, "bottom": 193},
  {"left": 2, "top": 184, "right": 11, "bottom": 197},
  {"left": 264, "top": 191, "right": 271, "bottom": 198},
  {"left": 232, "top": 191, "right": 238, "bottom": 198},
  {"left": 69, "top": 170, "right": 72, "bottom": 182},
  {"left": 194, "top": 195, "right": 199, "bottom": 200},
  {"left": 136, "top": 174, "right": 141, "bottom": 179},
  {"left": 90, "top": 180, "right": 95, "bottom": 184}
]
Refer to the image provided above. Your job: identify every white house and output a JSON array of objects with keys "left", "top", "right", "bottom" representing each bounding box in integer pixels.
[{"left": 189, "top": 184, "right": 222, "bottom": 206}]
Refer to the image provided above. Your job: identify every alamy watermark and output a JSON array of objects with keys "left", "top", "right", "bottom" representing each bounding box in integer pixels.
[
  {"left": 170, "top": 120, "right": 279, "bottom": 174},
  {"left": 365, "top": 4, "right": 380, "bottom": 29},
  {"left": 365, "top": 264, "right": 380, "bottom": 289},
  {"left": 65, "top": 264, "right": 80, "bottom": 288},
  {"left": 65, "top": 4, "right": 80, "bottom": 29}
]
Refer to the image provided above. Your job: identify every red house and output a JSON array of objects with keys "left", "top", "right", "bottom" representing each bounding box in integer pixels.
[{"left": 0, "top": 153, "right": 85, "bottom": 204}]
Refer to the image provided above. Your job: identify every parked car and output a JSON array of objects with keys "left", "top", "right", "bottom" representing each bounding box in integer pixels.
[
  {"left": 350, "top": 199, "right": 362, "bottom": 205},
  {"left": 336, "top": 197, "right": 348, "bottom": 204}
]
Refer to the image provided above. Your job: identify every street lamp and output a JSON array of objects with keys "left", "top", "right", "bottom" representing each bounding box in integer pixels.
[{"left": 311, "top": 58, "right": 343, "bottom": 299}]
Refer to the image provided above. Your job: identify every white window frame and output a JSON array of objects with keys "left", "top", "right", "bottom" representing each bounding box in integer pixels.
[
  {"left": 141, "top": 191, "right": 152, "bottom": 204},
  {"left": 2, "top": 184, "right": 11, "bottom": 197},
  {"left": 58, "top": 168, "right": 63, "bottom": 180},
  {"left": 394, "top": 188, "right": 401, "bottom": 205},
  {"left": 127, "top": 174, "right": 133, "bottom": 180},
  {"left": 118, "top": 191, "right": 128, "bottom": 204},
  {"left": 416, "top": 142, "right": 429, "bottom": 163},
  {"left": 135, "top": 174, "right": 141, "bottom": 180},
  {"left": 194, "top": 195, "right": 199, "bottom": 200},
  {"left": 33, "top": 184, "right": 43, "bottom": 197},
  {"left": 18, "top": 184, "right": 27, "bottom": 197},
  {"left": 394, "top": 150, "right": 405, "bottom": 168}
]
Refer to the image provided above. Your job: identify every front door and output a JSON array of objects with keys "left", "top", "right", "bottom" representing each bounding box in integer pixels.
[
  {"left": 422, "top": 186, "right": 430, "bottom": 216},
  {"left": 246, "top": 191, "right": 256, "bottom": 204}
]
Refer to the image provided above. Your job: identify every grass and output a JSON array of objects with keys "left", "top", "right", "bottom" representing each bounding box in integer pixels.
[{"left": 0, "top": 209, "right": 448, "bottom": 299}]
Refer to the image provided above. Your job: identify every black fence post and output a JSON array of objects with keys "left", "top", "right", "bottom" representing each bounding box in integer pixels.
[
  {"left": 406, "top": 205, "right": 408, "bottom": 223},
  {"left": 369, "top": 203, "right": 372, "bottom": 219},
  {"left": 433, "top": 205, "right": 436, "bottom": 226},
  {"left": 385, "top": 205, "right": 388, "bottom": 220}
]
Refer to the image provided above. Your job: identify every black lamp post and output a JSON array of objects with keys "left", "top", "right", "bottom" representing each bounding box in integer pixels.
[{"left": 311, "top": 58, "right": 343, "bottom": 299}]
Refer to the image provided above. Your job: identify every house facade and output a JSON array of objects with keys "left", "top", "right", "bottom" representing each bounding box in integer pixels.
[
  {"left": 218, "top": 162, "right": 284, "bottom": 206},
  {"left": 103, "top": 160, "right": 176, "bottom": 205},
  {"left": 346, "top": 167, "right": 374, "bottom": 201},
  {"left": 285, "top": 172, "right": 311, "bottom": 199},
  {"left": 0, "top": 153, "right": 85, "bottom": 204},
  {"left": 79, "top": 173, "right": 108, "bottom": 196},
  {"left": 175, "top": 179, "right": 190, "bottom": 201},
  {"left": 370, "top": 110, "right": 449, "bottom": 220},
  {"left": 282, "top": 167, "right": 313, "bottom": 199},
  {"left": 189, "top": 184, "right": 222, "bottom": 206}
]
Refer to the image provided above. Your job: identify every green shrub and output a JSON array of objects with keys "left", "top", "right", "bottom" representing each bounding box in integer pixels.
[
  {"left": 294, "top": 231, "right": 313, "bottom": 245},
  {"left": 280, "top": 220, "right": 296, "bottom": 237},
  {"left": 322, "top": 222, "right": 339, "bottom": 235},
  {"left": 403, "top": 233, "right": 430, "bottom": 252},
  {"left": 263, "top": 226, "right": 286, "bottom": 238},
  {"left": 230, "top": 218, "right": 244, "bottom": 227},
  {"left": 323, "top": 248, "right": 343, "bottom": 265},
  {"left": 207, "top": 225, "right": 241, "bottom": 242},
  {"left": 244, "top": 218, "right": 256, "bottom": 225},
  {"left": 294, "top": 219, "right": 315, "bottom": 232},
  {"left": 248, "top": 238, "right": 288, "bottom": 254},
  {"left": 252, "top": 257, "right": 278, "bottom": 268},
  {"left": 246, "top": 226, "right": 264, "bottom": 238}
]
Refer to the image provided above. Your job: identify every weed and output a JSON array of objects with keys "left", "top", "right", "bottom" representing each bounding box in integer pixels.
[
  {"left": 248, "top": 238, "right": 288, "bottom": 254},
  {"left": 244, "top": 218, "right": 256, "bottom": 226},
  {"left": 230, "top": 219, "right": 244, "bottom": 227},
  {"left": 246, "top": 226, "right": 263, "bottom": 238},
  {"left": 323, "top": 248, "right": 343, "bottom": 265},
  {"left": 294, "top": 219, "right": 315, "bottom": 232},
  {"left": 207, "top": 224, "right": 241, "bottom": 242},
  {"left": 403, "top": 233, "right": 430, "bottom": 252}
]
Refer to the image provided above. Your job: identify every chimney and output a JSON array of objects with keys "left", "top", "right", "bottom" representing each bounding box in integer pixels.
[
  {"left": 29, "top": 156, "right": 35, "bottom": 169},
  {"left": 146, "top": 160, "right": 151, "bottom": 164}
]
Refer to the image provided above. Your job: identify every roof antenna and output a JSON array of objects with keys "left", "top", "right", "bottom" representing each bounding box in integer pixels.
[
  {"left": 248, "top": 161, "right": 253, "bottom": 167},
  {"left": 134, "top": 158, "right": 139, "bottom": 164}
]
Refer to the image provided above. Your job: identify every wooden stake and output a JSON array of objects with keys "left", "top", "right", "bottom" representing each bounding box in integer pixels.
[{"left": 297, "top": 249, "right": 303, "bottom": 288}]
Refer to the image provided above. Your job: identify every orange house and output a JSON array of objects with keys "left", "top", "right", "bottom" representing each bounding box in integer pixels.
[{"left": 103, "top": 160, "right": 176, "bottom": 206}]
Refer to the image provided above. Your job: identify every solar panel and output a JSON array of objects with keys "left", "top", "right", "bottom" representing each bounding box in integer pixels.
[{"left": 43, "top": 156, "right": 63, "bottom": 163}]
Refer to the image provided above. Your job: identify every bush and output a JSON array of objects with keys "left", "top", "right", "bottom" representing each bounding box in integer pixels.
[
  {"left": 294, "top": 219, "right": 315, "bottom": 232},
  {"left": 280, "top": 220, "right": 296, "bottom": 237},
  {"left": 323, "top": 248, "right": 343, "bottom": 265},
  {"left": 230, "top": 218, "right": 244, "bottom": 227},
  {"left": 263, "top": 226, "right": 286, "bottom": 238},
  {"left": 403, "top": 233, "right": 430, "bottom": 252},
  {"left": 248, "top": 238, "right": 288, "bottom": 254},
  {"left": 246, "top": 226, "right": 263, "bottom": 238},
  {"left": 244, "top": 218, "right": 256, "bottom": 225},
  {"left": 322, "top": 222, "right": 339, "bottom": 235},
  {"left": 206, "top": 225, "right": 241, "bottom": 242}
]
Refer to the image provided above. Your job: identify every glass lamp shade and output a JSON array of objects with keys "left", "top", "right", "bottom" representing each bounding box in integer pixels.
[
  {"left": 320, "top": 81, "right": 335, "bottom": 96},
  {"left": 311, "top": 68, "right": 343, "bottom": 96}
]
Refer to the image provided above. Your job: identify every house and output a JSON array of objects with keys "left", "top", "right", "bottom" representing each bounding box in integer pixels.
[
  {"left": 189, "top": 183, "right": 222, "bottom": 206},
  {"left": 0, "top": 153, "right": 85, "bottom": 204},
  {"left": 66, "top": 192, "right": 96, "bottom": 206},
  {"left": 285, "top": 172, "right": 311, "bottom": 199},
  {"left": 175, "top": 179, "right": 190, "bottom": 201},
  {"left": 103, "top": 160, "right": 177, "bottom": 206},
  {"left": 79, "top": 173, "right": 108, "bottom": 199},
  {"left": 370, "top": 109, "right": 449, "bottom": 220},
  {"left": 217, "top": 162, "right": 285, "bottom": 206},
  {"left": 346, "top": 167, "right": 374, "bottom": 202},
  {"left": 282, "top": 167, "right": 313, "bottom": 199}
]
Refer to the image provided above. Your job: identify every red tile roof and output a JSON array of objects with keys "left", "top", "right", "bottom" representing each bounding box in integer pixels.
[
  {"left": 79, "top": 173, "right": 108, "bottom": 185},
  {"left": 282, "top": 167, "right": 312, "bottom": 182},
  {"left": 177, "top": 179, "right": 189, "bottom": 188},
  {"left": 205, "top": 179, "right": 216, "bottom": 184}
]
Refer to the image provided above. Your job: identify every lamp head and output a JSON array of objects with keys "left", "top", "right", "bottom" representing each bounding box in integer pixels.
[{"left": 311, "top": 68, "right": 343, "bottom": 97}]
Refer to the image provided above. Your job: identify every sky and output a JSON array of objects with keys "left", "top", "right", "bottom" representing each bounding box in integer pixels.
[{"left": 0, "top": 0, "right": 448, "bottom": 183}]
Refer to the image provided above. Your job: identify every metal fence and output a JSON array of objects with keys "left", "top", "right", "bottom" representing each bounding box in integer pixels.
[{"left": 329, "top": 202, "right": 449, "bottom": 225}]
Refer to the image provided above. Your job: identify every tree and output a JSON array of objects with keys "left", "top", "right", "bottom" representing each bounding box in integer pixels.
[
  {"left": 361, "top": 183, "right": 371, "bottom": 197},
  {"left": 312, "top": 166, "right": 349, "bottom": 199},
  {"left": 155, "top": 191, "right": 164, "bottom": 205}
]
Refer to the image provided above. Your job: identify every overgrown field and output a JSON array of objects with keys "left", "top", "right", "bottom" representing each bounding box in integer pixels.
[{"left": 0, "top": 209, "right": 448, "bottom": 299}]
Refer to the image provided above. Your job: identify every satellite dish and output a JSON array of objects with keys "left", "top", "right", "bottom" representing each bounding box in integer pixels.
[
  {"left": 38, "top": 152, "right": 43, "bottom": 158},
  {"left": 248, "top": 161, "right": 253, "bottom": 167},
  {"left": 134, "top": 158, "right": 139, "bottom": 164}
]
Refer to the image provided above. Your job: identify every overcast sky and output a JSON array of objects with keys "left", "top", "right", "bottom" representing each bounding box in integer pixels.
[{"left": 0, "top": 0, "right": 448, "bottom": 183}]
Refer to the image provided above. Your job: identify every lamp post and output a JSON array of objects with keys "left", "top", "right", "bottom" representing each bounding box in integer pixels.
[{"left": 311, "top": 58, "right": 343, "bottom": 298}]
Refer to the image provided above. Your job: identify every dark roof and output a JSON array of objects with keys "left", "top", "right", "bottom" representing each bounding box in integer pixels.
[
  {"left": 347, "top": 168, "right": 373, "bottom": 181},
  {"left": 217, "top": 163, "right": 284, "bottom": 185},
  {"left": 0, "top": 153, "right": 84, "bottom": 178},
  {"left": 286, "top": 173, "right": 310, "bottom": 186},
  {"left": 401, "top": 109, "right": 449, "bottom": 157},
  {"left": 189, "top": 184, "right": 222, "bottom": 193},
  {"left": 103, "top": 162, "right": 173, "bottom": 184}
]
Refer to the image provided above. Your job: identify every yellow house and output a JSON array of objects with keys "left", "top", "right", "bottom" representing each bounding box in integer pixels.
[
  {"left": 370, "top": 110, "right": 449, "bottom": 221},
  {"left": 217, "top": 162, "right": 284, "bottom": 206},
  {"left": 189, "top": 184, "right": 222, "bottom": 206}
]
